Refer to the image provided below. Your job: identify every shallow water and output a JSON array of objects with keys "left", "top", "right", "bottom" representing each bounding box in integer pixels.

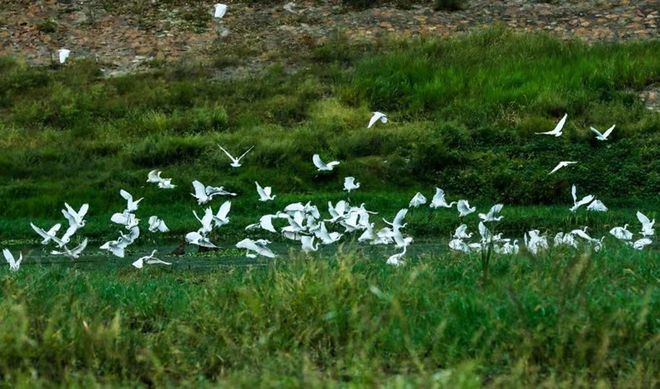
[{"left": 4, "top": 240, "right": 457, "bottom": 271}]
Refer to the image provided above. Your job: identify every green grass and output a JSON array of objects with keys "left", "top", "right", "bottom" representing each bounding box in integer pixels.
[
  {"left": 0, "top": 248, "right": 657, "bottom": 386},
  {"left": 0, "top": 27, "right": 658, "bottom": 386},
  {"left": 0, "top": 28, "right": 658, "bottom": 241}
]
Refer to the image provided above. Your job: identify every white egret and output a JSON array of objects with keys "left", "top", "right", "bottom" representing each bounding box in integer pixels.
[
  {"left": 255, "top": 182, "right": 276, "bottom": 202},
  {"left": 218, "top": 144, "right": 254, "bottom": 168},
  {"left": 392, "top": 228, "right": 413, "bottom": 248},
  {"left": 386, "top": 247, "right": 406, "bottom": 267},
  {"left": 284, "top": 202, "right": 306, "bottom": 214},
  {"left": 206, "top": 185, "right": 237, "bottom": 197},
  {"left": 327, "top": 200, "right": 350, "bottom": 222},
  {"left": 51, "top": 239, "right": 88, "bottom": 259},
  {"left": 587, "top": 199, "right": 608, "bottom": 212},
  {"left": 191, "top": 180, "right": 236, "bottom": 205},
  {"left": 575, "top": 228, "right": 604, "bottom": 251},
  {"left": 58, "top": 48, "right": 70, "bottom": 64},
  {"left": 111, "top": 211, "right": 139, "bottom": 229},
  {"left": 100, "top": 238, "right": 131, "bottom": 258},
  {"left": 569, "top": 185, "right": 594, "bottom": 213},
  {"left": 536, "top": 113, "right": 567, "bottom": 137},
  {"left": 553, "top": 231, "right": 577, "bottom": 249},
  {"left": 636, "top": 211, "right": 655, "bottom": 237},
  {"left": 569, "top": 226, "right": 588, "bottom": 237},
  {"left": 478, "top": 221, "right": 492, "bottom": 244},
  {"left": 367, "top": 111, "right": 387, "bottom": 128},
  {"left": 632, "top": 238, "right": 652, "bottom": 250},
  {"left": 590, "top": 125, "right": 615, "bottom": 141},
  {"left": 213, "top": 3, "right": 227, "bottom": 18},
  {"left": 283, "top": 2, "right": 297, "bottom": 13},
  {"left": 148, "top": 216, "right": 169, "bottom": 233},
  {"left": 62, "top": 203, "right": 89, "bottom": 229},
  {"left": 119, "top": 226, "right": 140, "bottom": 244},
  {"left": 236, "top": 238, "right": 276, "bottom": 258},
  {"left": 453, "top": 224, "right": 472, "bottom": 240},
  {"left": 245, "top": 214, "right": 278, "bottom": 234},
  {"left": 456, "top": 200, "right": 476, "bottom": 217},
  {"left": 524, "top": 230, "right": 548, "bottom": 255},
  {"left": 132, "top": 250, "right": 171, "bottom": 269},
  {"left": 58, "top": 225, "right": 77, "bottom": 247},
  {"left": 479, "top": 204, "right": 504, "bottom": 222},
  {"left": 495, "top": 240, "right": 519, "bottom": 255},
  {"left": 549, "top": 161, "right": 577, "bottom": 175},
  {"left": 358, "top": 223, "right": 376, "bottom": 242},
  {"left": 448, "top": 238, "right": 470, "bottom": 253},
  {"left": 313, "top": 154, "right": 340, "bottom": 172},
  {"left": 191, "top": 180, "right": 212, "bottom": 204},
  {"left": 193, "top": 208, "right": 214, "bottom": 234},
  {"left": 609, "top": 224, "right": 632, "bottom": 241},
  {"left": 120, "top": 189, "right": 143, "bottom": 212},
  {"left": 383, "top": 208, "right": 408, "bottom": 230},
  {"left": 185, "top": 231, "right": 217, "bottom": 248},
  {"left": 371, "top": 227, "right": 394, "bottom": 245},
  {"left": 212, "top": 201, "right": 232, "bottom": 228},
  {"left": 147, "top": 170, "right": 163, "bottom": 184},
  {"left": 147, "top": 170, "right": 175, "bottom": 189},
  {"left": 343, "top": 177, "right": 360, "bottom": 192},
  {"left": 408, "top": 192, "right": 427, "bottom": 208},
  {"left": 30, "top": 223, "right": 62, "bottom": 245},
  {"left": 339, "top": 212, "right": 361, "bottom": 232},
  {"left": 429, "top": 188, "right": 455, "bottom": 209},
  {"left": 3, "top": 248, "right": 22, "bottom": 272},
  {"left": 300, "top": 236, "right": 319, "bottom": 253},
  {"left": 314, "top": 222, "right": 342, "bottom": 245}
]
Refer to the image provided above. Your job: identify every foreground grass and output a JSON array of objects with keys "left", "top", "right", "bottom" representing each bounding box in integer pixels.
[
  {"left": 0, "top": 28, "right": 658, "bottom": 242},
  {"left": 0, "top": 248, "right": 657, "bottom": 386}
]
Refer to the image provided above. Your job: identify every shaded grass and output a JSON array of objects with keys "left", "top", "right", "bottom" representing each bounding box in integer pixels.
[{"left": 0, "top": 248, "right": 657, "bottom": 386}]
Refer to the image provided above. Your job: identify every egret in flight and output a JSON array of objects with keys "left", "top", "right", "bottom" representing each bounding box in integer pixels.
[
  {"left": 313, "top": 154, "right": 340, "bottom": 172},
  {"left": 637, "top": 211, "right": 655, "bottom": 236},
  {"left": 343, "top": 177, "right": 360, "bottom": 192},
  {"left": 368, "top": 112, "right": 387, "bottom": 128},
  {"left": 536, "top": 113, "right": 567, "bottom": 137},
  {"left": 132, "top": 250, "right": 171, "bottom": 269},
  {"left": 408, "top": 192, "right": 427, "bottom": 208},
  {"left": 3, "top": 249, "right": 22, "bottom": 272},
  {"left": 457, "top": 200, "right": 476, "bottom": 217},
  {"left": 549, "top": 161, "right": 577, "bottom": 175},
  {"left": 429, "top": 188, "right": 455, "bottom": 209},
  {"left": 255, "top": 182, "right": 276, "bottom": 202},
  {"left": 218, "top": 145, "right": 254, "bottom": 168},
  {"left": 590, "top": 124, "right": 615, "bottom": 141}
]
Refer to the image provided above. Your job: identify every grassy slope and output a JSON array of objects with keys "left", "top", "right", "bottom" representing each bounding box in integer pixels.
[
  {"left": 0, "top": 249, "right": 657, "bottom": 386},
  {"left": 0, "top": 28, "right": 658, "bottom": 242},
  {"left": 0, "top": 28, "right": 658, "bottom": 386}
]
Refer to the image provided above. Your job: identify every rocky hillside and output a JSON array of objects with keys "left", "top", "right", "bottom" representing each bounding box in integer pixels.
[{"left": 1, "top": 0, "right": 657, "bottom": 77}]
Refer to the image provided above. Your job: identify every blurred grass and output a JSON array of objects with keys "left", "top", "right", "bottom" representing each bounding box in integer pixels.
[{"left": 0, "top": 248, "right": 657, "bottom": 386}]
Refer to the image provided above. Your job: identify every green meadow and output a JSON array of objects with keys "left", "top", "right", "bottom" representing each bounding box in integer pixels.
[{"left": 0, "top": 28, "right": 658, "bottom": 386}]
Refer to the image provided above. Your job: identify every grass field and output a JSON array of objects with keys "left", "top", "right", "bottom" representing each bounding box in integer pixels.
[
  {"left": 0, "top": 28, "right": 658, "bottom": 386},
  {"left": 1, "top": 248, "right": 657, "bottom": 386}
]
